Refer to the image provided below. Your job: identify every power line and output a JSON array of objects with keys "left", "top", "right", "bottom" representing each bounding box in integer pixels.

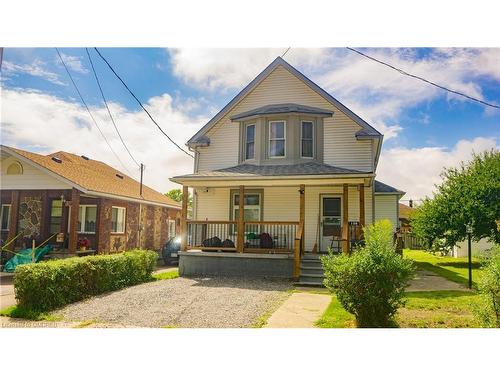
[
  {"left": 93, "top": 48, "right": 194, "bottom": 158},
  {"left": 55, "top": 48, "right": 133, "bottom": 175},
  {"left": 346, "top": 47, "right": 500, "bottom": 110},
  {"left": 281, "top": 47, "right": 291, "bottom": 58},
  {"left": 85, "top": 48, "right": 141, "bottom": 168}
]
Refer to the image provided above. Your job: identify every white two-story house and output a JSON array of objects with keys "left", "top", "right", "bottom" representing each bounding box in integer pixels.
[{"left": 171, "top": 56, "right": 404, "bottom": 280}]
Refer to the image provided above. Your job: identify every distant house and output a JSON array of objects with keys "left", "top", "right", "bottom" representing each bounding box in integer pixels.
[
  {"left": 171, "top": 57, "right": 405, "bottom": 280},
  {"left": 398, "top": 202, "right": 414, "bottom": 232},
  {"left": 0, "top": 145, "right": 181, "bottom": 257}
]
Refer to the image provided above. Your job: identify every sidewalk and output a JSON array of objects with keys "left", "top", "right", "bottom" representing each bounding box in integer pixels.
[{"left": 265, "top": 292, "right": 331, "bottom": 328}]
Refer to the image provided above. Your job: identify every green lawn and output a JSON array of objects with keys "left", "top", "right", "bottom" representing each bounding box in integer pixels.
[
  {"left": 316, "top": 290, "right": 481, "bottom": 328},
  {"left": 404, "top": 249, "right": 484, "bottom": 288},
  {"left": 152, "top": 269, "right": 179, "bottom": 281}
]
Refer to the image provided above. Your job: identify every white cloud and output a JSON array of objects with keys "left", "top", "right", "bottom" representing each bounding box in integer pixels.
[
  {"left": 376, "top": 137, "right": 499, "bottom": 201},
  {"left": 168, "top": 48, "right": 500, "bottom": 140},
  {"left": 58, "top": 53, "right": 88, "bottom": 74},
  {"left": 1, "top": 88, "right": 207, "bottom": 192},
  {"left": 168, "top": 48, "right": 328, "bottom": 92},
  {"left": 1, "top": 59, "right": 66, "bottom": 86}
]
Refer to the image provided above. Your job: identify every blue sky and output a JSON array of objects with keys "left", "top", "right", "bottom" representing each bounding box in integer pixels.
[{"left": 1, "top": 48, "right": 499, "bottom": 199}]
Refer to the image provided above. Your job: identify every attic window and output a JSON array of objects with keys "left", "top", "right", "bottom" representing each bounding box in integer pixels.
[
  {"left": 116, "top": 173, "right": 124, "bottom": 179},
  {"left": 51, "top": 156, "right": 62, "bottom": 164},
  {"left": 6, "top": 162, "right": 23, "bottom": 175},
  {"left": 81, "top": 155, "right": 89, "bottom": 160}
]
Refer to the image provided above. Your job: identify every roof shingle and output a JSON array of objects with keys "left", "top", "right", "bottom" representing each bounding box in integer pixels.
[{"left": 3, "top": 146, "right": 180, "bottom": 208}]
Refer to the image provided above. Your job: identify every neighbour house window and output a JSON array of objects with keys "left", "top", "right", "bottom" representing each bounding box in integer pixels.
[
  {"left": 232, "top": 193, "right": 261, "bottom": 222},
  {"left": 111, "top": 206, "right": 126, "bottom": 233},
  {"left": 77, "top": 205, "right": 97, "bottom": 233},
  {"left": 301, "top": 121, "right": 314, "bottom": 158},
  {"left": 6, "top": 161, "right": 23, "bottom": 175},
  {"left": 1, "top": 204, "right": 11, "bottom": 231},
  {"left": 168, "top": 219, "right": 176, "bottom": 239},
  {"left": 49, "top": 199, "right": 63, "bottom": 234},
  {"left": 245, "top": 124, "right": 255, "bottom": 160},
  {"left": 269, "top": 121, "right": 286, "bottom": 158}
]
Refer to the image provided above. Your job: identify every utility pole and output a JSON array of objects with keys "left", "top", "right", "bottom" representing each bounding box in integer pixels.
[{"left": 139, "top": 163, "right": 144, "bottom": 197}]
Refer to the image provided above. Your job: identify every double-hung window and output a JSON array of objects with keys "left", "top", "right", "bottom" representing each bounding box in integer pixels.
[
  {"left": 232, "top": 193, "right": 261, "bottom": 222},
  {"left": 301, "top": 121, "right": 314, "bottom": 158},
  {"left": 269, "top": 121, "right": 286, "bottom": 158},
  {"left": 78, "top": 205, "right": 97, "bottom": 233},
  {"left": 49, "top": 199, "right": 63, "bottom": 234},
  {"left": 111, "top": 206, "right": 126, "bottom": 233},
  {"left": 245, "top": 124, "right": 255, "bottom": 160},
  {"left": 168, "top": 219, "right": 176, "bottom": 239},
  {"left": 0, "top": 204, "right": 11, "bottom": 231}
]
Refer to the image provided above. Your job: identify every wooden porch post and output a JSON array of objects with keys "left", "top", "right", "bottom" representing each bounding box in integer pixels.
[
  {"left": 7, "top": 190, "right": 19, "bottom": 250},
  {"left": 342, "top": 184, "right": 349, "bottom": 254},
  {"left": 359, "top": 184, "right": 365, "bottom": 239},
  {"left": 180, "top": 185, "right": 188, "bottom": 252},
  {"left": 299, "top": 184, "right": 305, "bottom": 251},
  {"left": 68, "top": 188, "right": 80, "bottom": 254},
  {"left": 237, "top": 185, "right": 245, "bottom": 253}
]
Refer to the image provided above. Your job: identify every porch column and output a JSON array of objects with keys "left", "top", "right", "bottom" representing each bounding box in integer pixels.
[
  {"left": 237, "top": 185, "right": 245, "bottom": 253},
  {"left": 180, "top": 185, "right": 188, "bottom": 252},
  {"left": 342, "top": 184, "right": 349, "bottom": 254},
  {"left": 7, "top": 190, "right": 19, "bottom": 250},
  {"left": 68, "top": 188, "right": 80, "bottom": 254},
  {"left": 359, "top": 184, "right": 365, "bottom": 238},
  {"left": 299, "top": 184, "right": 305, "bottom": 250}
]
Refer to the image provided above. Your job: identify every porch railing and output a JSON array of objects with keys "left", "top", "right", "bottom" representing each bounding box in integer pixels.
[{"left": 185, "top": 219, "right": 299, "bottom": 254}]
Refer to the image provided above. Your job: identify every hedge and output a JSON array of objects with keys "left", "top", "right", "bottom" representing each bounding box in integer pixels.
[{"left": 14, "top": 250, "right": 158, "bottom": 311}]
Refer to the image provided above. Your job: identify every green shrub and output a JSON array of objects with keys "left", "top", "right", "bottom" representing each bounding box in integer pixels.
[
  {"left": 14, "top": 250, "right": 157, "bottom": 311},
  {"left": 321, "top": 220, "right": 415, "bottom": 327},
  {"left": 474, "top": 246, "right": 500, "bottom": 327}
]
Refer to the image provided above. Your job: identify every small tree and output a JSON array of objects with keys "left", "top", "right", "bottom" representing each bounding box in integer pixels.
[
  {"left": 321, "top": 220, "right": 415, "bottom": 327},
  {"left": 165, "top": 188, "right": 192, "bottom": 207},
  {"left": 474, "top": 246, "right": 500, "bottom": 327}
]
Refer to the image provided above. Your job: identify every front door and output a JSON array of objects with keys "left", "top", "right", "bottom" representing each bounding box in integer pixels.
[{"left": 320, "top": 196, "right": 342, "bottom": 252}]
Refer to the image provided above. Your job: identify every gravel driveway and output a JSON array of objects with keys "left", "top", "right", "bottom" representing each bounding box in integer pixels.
[{"left": 56, "top": 277, "right": 291, "bottom": 328}]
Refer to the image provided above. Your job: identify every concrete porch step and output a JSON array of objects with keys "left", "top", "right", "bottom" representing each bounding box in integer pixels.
[{"left": 299, "top": 266, "right": 324, "bottom": 276}]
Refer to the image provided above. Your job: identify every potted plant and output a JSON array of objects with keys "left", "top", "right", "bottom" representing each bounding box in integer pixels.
[{"left": 77, "top": 237, "right": 90, "bottom": 251}]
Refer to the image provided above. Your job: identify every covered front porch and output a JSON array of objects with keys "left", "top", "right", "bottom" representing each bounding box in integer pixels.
[{"left": 176, "top": 175, "right": 373, "bottom": 279}]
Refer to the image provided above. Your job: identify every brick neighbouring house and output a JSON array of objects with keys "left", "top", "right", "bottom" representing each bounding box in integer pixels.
[{"left": 0, "top": 145, "right": 181, "bottom": 260}]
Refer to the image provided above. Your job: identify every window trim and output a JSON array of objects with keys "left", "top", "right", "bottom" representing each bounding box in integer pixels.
[
  {"left": 49, "top": 199, "right": 64, "bottom": 235},
  {"left": 245, "top": 123, "right": 256, "bottom": 160},
  {"left": 0, "top": 204, "right": 11, "bottom": 231},
  {"left": 231, "top": 193, "right": 262, "bottom": 222},
  {"left": 268, "top": 120, "right": 286, "bottom": 158},
  {"left": 167, "top": 219, "right": 176, "bottom": 239},
  {"left": 77, "top": 204, "right": 98, "bottom": 234},
  {"left": 111, "top": 206, "right": 126, "bottom": 234},
  {"left": 300, "top": 120, "right": 315, "bottom": 159}
]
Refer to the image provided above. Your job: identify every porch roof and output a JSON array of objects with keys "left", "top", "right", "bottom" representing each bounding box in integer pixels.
[
  {"left": 171, "top": 162, "right": 373, "bottom": 186},
  {"left": 374, "top": 180, "right": 406, "bottom": 195}
]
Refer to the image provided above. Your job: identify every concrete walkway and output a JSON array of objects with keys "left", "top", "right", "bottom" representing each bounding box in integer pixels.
[
  {"left": 407, "top": 269, "right": 466, "bottom": 291},
  {"left": 0, "top": 273, "right": 15, "bottom": 310},
  {"left": 265, "top": 292, "right": 331, "bottom": 328}
]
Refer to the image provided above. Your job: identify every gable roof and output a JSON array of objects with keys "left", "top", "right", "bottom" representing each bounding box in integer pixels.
[
  {"left": 2, "top": 145, "right": 180, "bottom": 208},
  {"left": 230, "top": 103, "right": 333, "bottom": 121},
  {"left": 374, "top": 180, "right": 405, "bottom": 196},
  {"left": 187, "top": 56, "right": 382, "bottom": 146}
]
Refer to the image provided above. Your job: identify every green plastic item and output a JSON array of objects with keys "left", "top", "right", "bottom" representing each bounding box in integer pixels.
[{"left": 3, "top": 245, "right": 53, "bottom": 273}]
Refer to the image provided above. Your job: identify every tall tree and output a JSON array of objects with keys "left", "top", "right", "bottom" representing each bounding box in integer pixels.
[{"left": 411, "top": 150, "right": 500, "bottom": 249}]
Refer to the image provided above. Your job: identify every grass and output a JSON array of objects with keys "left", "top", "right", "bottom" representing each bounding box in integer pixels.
[
  {"left": 0, "top": 305, "right": 63, "bottom": 321},
  {"left": 315, "top": 295, "right": 355, "bottom": 328},
  {"left": 152, "top": 269, "right": 179, "bottom": 281},
  {"left": 315, "top": 290, "right": 482, "bottom": 328},
  {"left": 404, "top": 249, "right": 484, "bottom": 288}
]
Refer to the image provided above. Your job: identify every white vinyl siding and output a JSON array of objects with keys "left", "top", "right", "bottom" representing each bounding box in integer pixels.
[
  {"left": 1, "top": 156, "right": 71, "bottom": 190},
  {"left": 194, "top": 185, "right": 372, "bottom": 252},
  {"left": 374, "top": 195, "right": 399, "bottom": 231},
  {"left": 196, "top": 65, "right": 374, "bottom": 172}
]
